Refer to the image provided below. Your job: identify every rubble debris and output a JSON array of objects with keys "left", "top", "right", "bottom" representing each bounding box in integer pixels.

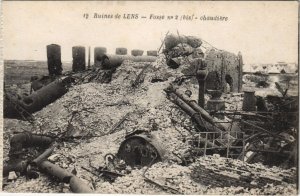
[
  {"left": 95, "top": 158, "right": 297, "bottom": 195},
  {"left": 164, "top": 34, "right": 202, "bottom": 50},
  {"left": 256, "top": 80, "right": 270, "bottom": 88},
  {"left": 3, "top": 38, "right": 298, "bottom": 194},
  {"left": 8, "top": 171, "right": 18, "bottom": 181},
  {"left": 162, "top": 33, "right": 243, "bottom": 94},
  {"left": 131, "top": 64, "right": 151, "bottom": 88},
  {"left": 3, "top": 160, "right": 28, "bottom": 177},
  {"left": 275, "top": 82, "right": 288, "bottom": 96},
  {"left": 191, "top": 155, "right": 297, "bottom": 188},
  {"left": 166, "top": 57, "right": 181, "bottom": 69},
  {"left": 107, "top": 112, "right": 130, "bottom": 135}
]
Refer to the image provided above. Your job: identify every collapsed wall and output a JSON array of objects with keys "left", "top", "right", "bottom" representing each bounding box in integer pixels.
[{"left": 205, "top": 49, "right": 243, "bottom": 92}]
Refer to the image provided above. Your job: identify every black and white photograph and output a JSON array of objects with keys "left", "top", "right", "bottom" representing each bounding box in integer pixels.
[{"left": 1, "top": 1, "right": 299, "bottom": 194}]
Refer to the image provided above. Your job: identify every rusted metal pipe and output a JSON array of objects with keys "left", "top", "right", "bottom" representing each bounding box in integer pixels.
[
  {"left": 47, "top": 44, "right": 63, "bottom": 76},
  {"left": 166, "top": 86, "right": 227, "bottom": 131},
  {"left": 102, "top": 54, "right": 156, "bottom": 69},
  {"left": 31, "top": 143, "right": 56, "bottom": 166},
  {"left": 94, "top": 47, "right": 107, "bottom": 66},
  {"left": 116, "top": 47, "right": 127, "bottom": 55},
  {"left": 39, "top": 160, "right": 74, "bottom": 182},
  {"left": 131, "top": 49, "right": 144, "bottom": 56},
  {"left": 9, "top": 133, "right": 53, "bottom": 153},
  {"left": 166, "top": 91, "right": 221, "bottom": 133},
  {"left": 4, "top": 76, "right": 74, "bottom": 118},
  {"left": 194, "top": 59, "right": 208, "bottom": 107},
  {"left": 39, "top": 160, "right": 93, "bottom": 192},
  {"left": 70, "top": 176, "right": 94, "bottom": 193},
  {"left": 147, "top": 50, "right": 158, "bottom": 56},
  {"left": 72, "top": 46, "right": 86, "bottom": 72}
]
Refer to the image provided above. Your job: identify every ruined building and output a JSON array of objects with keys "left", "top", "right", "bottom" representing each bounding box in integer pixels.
[{"left": 205, "top": 49, "right": 243, "bottom": 93}]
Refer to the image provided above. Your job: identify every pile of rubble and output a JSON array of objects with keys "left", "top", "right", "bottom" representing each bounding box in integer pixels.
[
  {"left": 96, "top": 155, "right": 297, "bottom": 195},
  {"left": 3, "top": 56, "right": 199, "bottom": 192},
  {"left": 3, "top": 34, "right": 298, "bottom": 194}
]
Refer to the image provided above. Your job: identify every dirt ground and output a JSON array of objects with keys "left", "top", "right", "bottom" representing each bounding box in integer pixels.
[{"left": 3, "top": 57, "right": 298, "bottom": 194}]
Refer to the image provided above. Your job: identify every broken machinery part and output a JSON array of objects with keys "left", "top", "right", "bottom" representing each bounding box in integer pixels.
[{"left": 117, "top": 132, "right": 166, "bottom": 167}]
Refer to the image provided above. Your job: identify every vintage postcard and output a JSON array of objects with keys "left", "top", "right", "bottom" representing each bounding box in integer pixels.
[{"left": 1, "top": 1, "right": 299, "bottom": 194}]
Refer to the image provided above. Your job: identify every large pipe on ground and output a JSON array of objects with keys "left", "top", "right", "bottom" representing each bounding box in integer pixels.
[
  {"left": 9, "top": 133, "right": 53, "bottom": 153},
  {"left": 4, "top": 76, "right": 74, "bottom": 118},
  {"left": 165, "top": 87, "right": 231, "bottom": 134},
  {"left": 72, "top": 46, "right": 86, "bottom": 72},
  {"left": 167, "top": 91, "right": 212, "bottom": 132},
  {"left": 102, "top": 54, "right": 157, "bottom": 69},
  {"left": 166, "top": 85, "right": 240, "bottom": 141},
  {"left": 165, "top": 85, "right": 227, "bottom": 132},
  {"left": 47, "top": 44, "right": 62, "bottom": 76},
  {"left": 39, "top": 161, "right": 93, "bottom": 193}
]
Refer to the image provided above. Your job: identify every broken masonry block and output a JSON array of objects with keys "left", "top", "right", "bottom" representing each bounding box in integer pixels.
[{"left": 7, "top": 171, "right": 18, "bottom": 181}]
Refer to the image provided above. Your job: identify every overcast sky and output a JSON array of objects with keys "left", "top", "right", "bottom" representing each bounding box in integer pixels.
[{"left": 3, "top": 1, "right": 298, "bottom": 64}]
